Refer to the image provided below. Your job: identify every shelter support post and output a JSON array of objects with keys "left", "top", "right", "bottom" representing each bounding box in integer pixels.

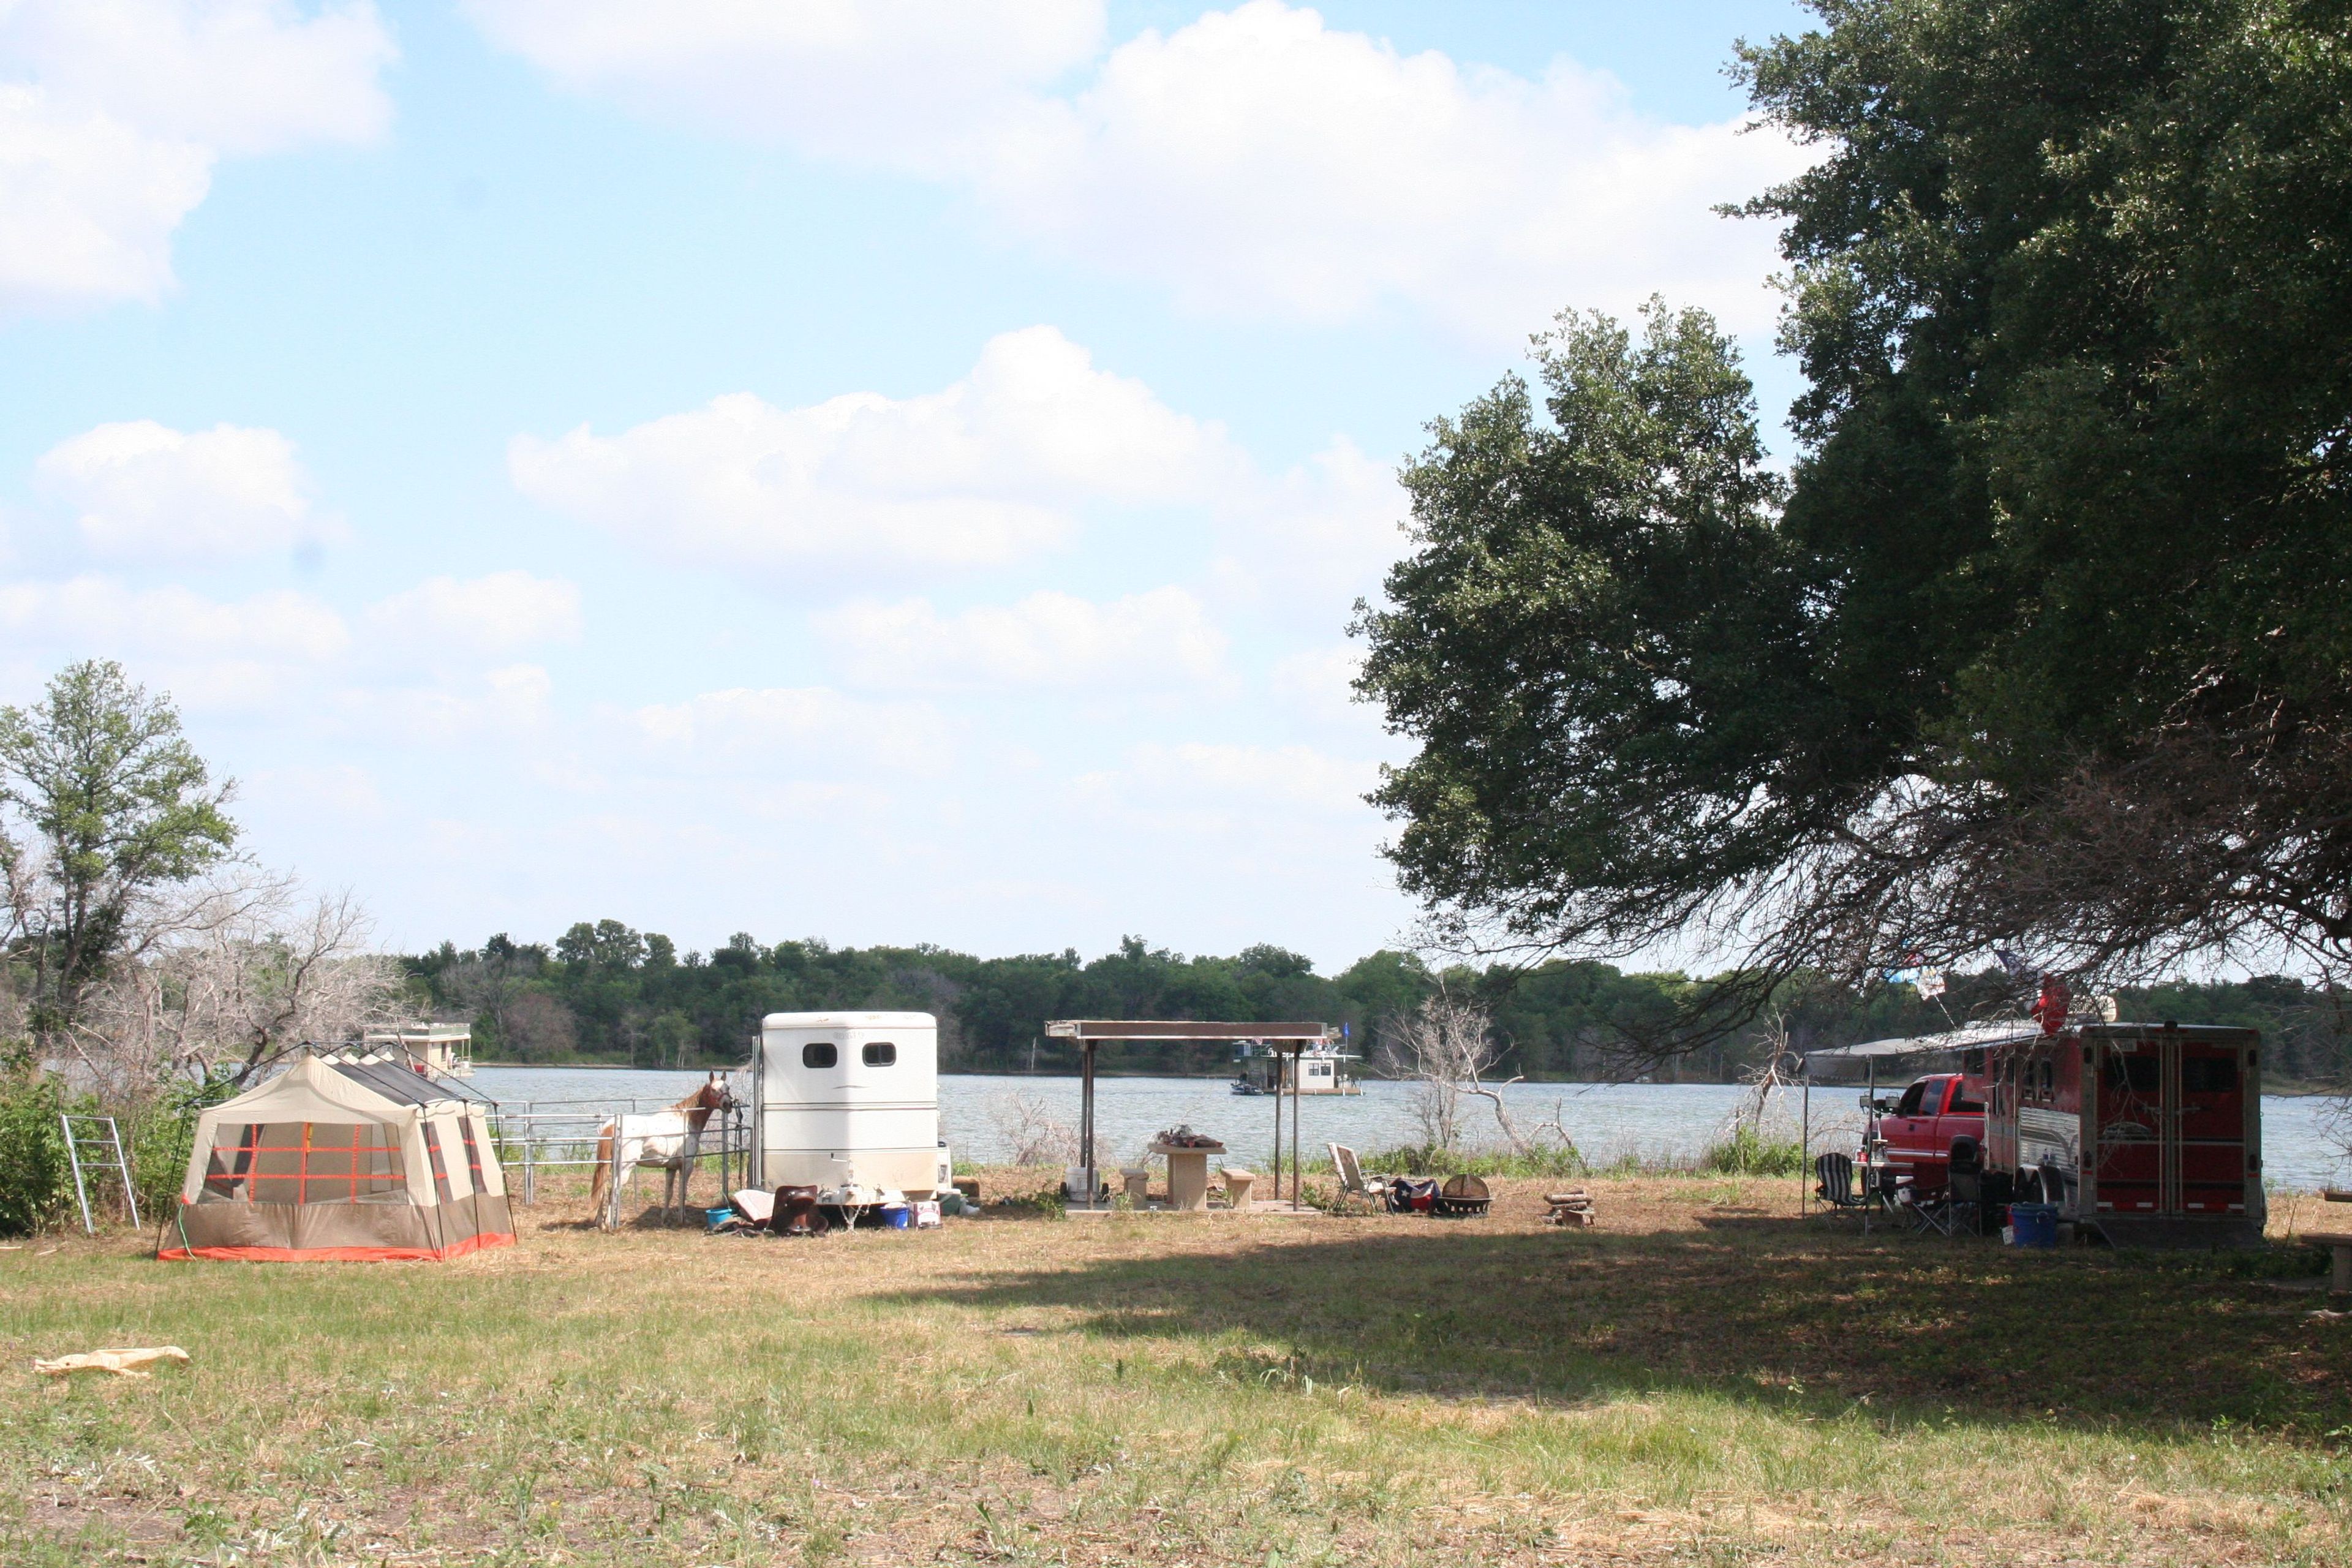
[
  {"left": 1289, "top": 1044, "right": 1302, "bottom": 1209},
  {"left": 1270, "top": 1058, "right": 1283, "bottom": 1208},
  {"left": 1080, "top": 1040, "right": 1098, "bottom": 1204},
  {"left": 1800, "top": 1077, "right": 1809, "bottom": 1216}
]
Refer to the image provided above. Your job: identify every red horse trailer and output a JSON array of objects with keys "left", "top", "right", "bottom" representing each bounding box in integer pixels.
[{"left": 1985, "top": 1022, "right": 2264, "bottom": 1247}]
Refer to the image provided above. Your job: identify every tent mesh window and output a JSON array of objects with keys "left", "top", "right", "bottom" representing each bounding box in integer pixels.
[
  {"left": 458, "top": 1115, "right": 487, "bottom": 1189},
  {"left": 199, "top": 1121, "right": 407, "bottom": 1204},
  {"left": 422, "top": 1122, "right": 456, "bottom": 1203}
]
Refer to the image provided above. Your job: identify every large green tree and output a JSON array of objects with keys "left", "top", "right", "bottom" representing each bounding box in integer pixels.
[
  {"left": 0, "top": 660, "right": 238, "bottom": 1037},
  {"left": 1357, "top": 0, "right": 2352, "bottom": 1046}
]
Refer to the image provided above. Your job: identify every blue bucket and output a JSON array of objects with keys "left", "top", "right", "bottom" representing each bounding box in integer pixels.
[
  {"left": 2009, "top": 1202, "right": 2059, "bottom": 1248},
  {"left": 880, "top": 1203, "right": 911, "bottom": 1230},
  {"left": 705, "top": 1206, "right": 736, "bottom": 1232}
]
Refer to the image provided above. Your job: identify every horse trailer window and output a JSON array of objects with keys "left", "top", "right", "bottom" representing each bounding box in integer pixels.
[
  {"left": 802, "top": 1042, "right": 838, "bottom": 1069},
  {"left": 2039, "top": 1060, "right": 2054, "bottom": 1098},
  {"left": 862, "top": 1041, "right": 897, "bottom": 1067},
  {"left": 2104, "top": 1054, "right": 2159, "bottom": 1094},
  {"left": 2183, "top": 1057, "right": 2238, "bottom": 1094}
]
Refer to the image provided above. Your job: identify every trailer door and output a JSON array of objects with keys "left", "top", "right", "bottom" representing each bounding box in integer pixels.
[
  {"left": 2093, "top": 1039, "right": 2163, "bottom": 1218},
  {"left": 2174, "top": 1036, "right": 2249, "bottom": 1218}
]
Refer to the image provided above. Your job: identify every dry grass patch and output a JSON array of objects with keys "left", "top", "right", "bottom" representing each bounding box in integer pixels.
[{"left": 2, "top": 1172, "right": 2347, "bottom": 1566}]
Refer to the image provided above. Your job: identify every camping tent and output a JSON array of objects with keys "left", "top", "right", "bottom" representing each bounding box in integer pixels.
[{"left": 160, "top": 1053, "right": 514, "bottom": 1262}]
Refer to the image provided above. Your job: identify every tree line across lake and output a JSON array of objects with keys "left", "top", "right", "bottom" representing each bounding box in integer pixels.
[{"left": 399, "top": 925, "right": 2351, "bottom": 1089}]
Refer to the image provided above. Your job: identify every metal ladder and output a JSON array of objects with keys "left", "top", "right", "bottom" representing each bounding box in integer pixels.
[{"left": 59, "top": 1115, "right": 139, "bottom": 1235}]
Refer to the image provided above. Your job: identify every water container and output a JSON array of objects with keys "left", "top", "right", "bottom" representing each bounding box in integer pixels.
[
  {"left": 880, "top": 1202, "right": 911, "bottom": 1229},
  {"left": 2008, "top": 1201, "right": 2059, "bottom": 1248}
]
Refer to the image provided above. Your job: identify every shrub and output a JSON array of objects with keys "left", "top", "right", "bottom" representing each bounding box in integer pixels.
[{"left": 0, "top": 1065, "right": 73, "bottom": 1235}]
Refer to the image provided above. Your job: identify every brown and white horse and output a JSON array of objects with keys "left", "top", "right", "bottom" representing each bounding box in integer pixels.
[{"left": 589, "top": 1073, "right": 731, "bottom": 1228}]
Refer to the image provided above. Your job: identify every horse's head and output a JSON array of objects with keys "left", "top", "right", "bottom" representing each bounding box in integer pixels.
[{"left": 669, "top": 1072, "right": 734, "bottom": 1129}]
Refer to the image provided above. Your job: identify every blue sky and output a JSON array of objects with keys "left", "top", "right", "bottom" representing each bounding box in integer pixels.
[{"left": 0, "top": 0, "right": 1814, "bottom": 967}]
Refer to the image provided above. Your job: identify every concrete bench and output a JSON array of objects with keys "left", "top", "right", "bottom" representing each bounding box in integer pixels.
[{"left": 2307, "top": 1232, "right": 2352, "bottom": 1294}]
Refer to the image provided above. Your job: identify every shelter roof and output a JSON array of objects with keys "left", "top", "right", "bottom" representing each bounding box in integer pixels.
[{"left": 1045, "top": 1019, "right": 1335, "bottom": 1042}]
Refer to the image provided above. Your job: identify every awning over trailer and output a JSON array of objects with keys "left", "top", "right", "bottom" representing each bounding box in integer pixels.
[{"left": 1803, "top": 1021, "right": 2040, "bottom": 1081}]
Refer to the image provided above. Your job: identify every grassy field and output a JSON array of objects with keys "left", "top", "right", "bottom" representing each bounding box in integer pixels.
[{"left": 6, "top": 1173, "right": 2351, "bottom": 1566}]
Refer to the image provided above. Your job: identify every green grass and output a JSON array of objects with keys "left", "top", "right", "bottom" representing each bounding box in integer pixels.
[
  {"left": 4, "top": 1173, "right": 2349, "bottom": 1566},
  {"left": 1697, "top": 1125, "right": 1809, "bottom": 1176},
  {"left": 1305, "top": 1141, "right": 1594, "bottom": 1179}
]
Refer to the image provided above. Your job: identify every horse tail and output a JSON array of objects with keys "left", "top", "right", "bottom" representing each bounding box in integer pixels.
[{"left": 588, "top": 1120, "right": 616, "bottom": 1213}]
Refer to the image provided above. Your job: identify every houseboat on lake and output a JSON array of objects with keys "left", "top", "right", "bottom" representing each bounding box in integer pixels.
[{"left": 1231, "top": 1039, "right": 1361, "bottom": 1096}]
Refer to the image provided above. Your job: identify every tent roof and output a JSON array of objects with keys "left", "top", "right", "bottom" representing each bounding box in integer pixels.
[
  {"left": 198, "top": 1052, "right": 416, "bottom": 1125},
  {"left": 328, "top": 1058, "right": 473, "bottom": 1109}
]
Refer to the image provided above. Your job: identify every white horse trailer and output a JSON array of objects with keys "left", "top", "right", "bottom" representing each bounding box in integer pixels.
[{"left": 750, "top": 1011, "right": 948, "bottom": 1197}]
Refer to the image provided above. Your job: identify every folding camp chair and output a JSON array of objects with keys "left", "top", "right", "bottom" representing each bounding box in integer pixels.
[
  {"left": 1946, "top": 1136, "right": 1985, "bottom": 1237},
  {"left": 1905, "top": 1185, "right": 1954, "bottom": 1235},
  {"left": 1813, "top": 1152, "right": 1865, "bottom": 1210},
  {"left": 1329, "top": 1143, "right": 1392, "bottom": 1207}
]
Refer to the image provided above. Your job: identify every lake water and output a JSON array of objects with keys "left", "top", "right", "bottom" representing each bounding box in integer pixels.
[{"left": 467, "top": 1066, "right": 2352, "bottom": 1193}]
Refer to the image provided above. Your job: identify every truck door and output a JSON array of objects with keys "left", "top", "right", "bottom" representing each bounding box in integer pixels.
[
  {"left": 2094, "top": 1040, "right": 2162, "bottom": 1217},
  {"left": 1880, "top": 1077, "right": 1935, "bottom": 1173},
  {"left": 2174, "top": 1036, "right": 2249, "bottom": 1218}
]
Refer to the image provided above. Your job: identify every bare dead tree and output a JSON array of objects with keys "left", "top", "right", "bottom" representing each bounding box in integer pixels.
[
  {"left": 990, "top": 1091, "right": 1077, "bottom": 1167},
  {"left": 66, "top": 873, "right": 404, "bottom": 1097},
  {"left": 1736, "top": 1008, "right": 1795, "bottom": 1139}
]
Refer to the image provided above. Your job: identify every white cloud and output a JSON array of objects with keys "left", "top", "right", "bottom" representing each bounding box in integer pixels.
[
  {"left": 510, "top": 325, "right": 1234, "bottom": 581},
  {"left": 339, "top": 663, "right": 556, "bottom": 745},
  {"left": 462, "top": 0, "right": 1811, "bottom": 341},
  {"left": 822, "top": 587, "right": 1225, "bottom": 692},
  {"left": 978, "top": 3, "right": 1809, "bottom": 336},
  {"left": 1269, "top": 644, "right": 1370, "bottom": 725},
  {"left": 0, "top": 573, "right": 349, "bottom": 710},
  {"left": 1123, "top": 740, "right": 1378, "bottom": 812},
  {"left": 34, "top": 419, "right": 331, "bottom": 564},
  {"left": 1213, "top": 434, "right": 1405, "bottom": 609},
  {"left": 1073, "top": 739, "right": 1385, "bottom": 848},
  {"left": 0, "top": 573, "right": 346, "bottom": 661},
  {"left": 0, "top": 88, "right": 210, "bottom": 309},
  {"left": 364, "top": 571, "right": 584, "bottom": 656},
  {"left": 464, "top": 0, "right": 1100, "bottom": 168},
  {"left": 622, "top": 685, "right": 946, "bottom": 772},
  {"left": 0, "top": 1, "right": 396, "bottom": 314}
]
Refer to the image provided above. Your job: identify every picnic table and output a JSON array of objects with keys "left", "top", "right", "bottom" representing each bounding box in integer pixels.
[{"left": 1150, "top": 1139, "right": 1224, "bottom": 1212}]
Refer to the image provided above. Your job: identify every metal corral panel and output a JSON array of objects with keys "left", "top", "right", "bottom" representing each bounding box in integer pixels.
[{"left": 755, "top": 1013, "right": 943, "bottom": 1194}]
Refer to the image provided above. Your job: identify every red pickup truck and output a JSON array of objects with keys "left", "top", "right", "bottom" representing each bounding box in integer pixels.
[{"left": 1871, "top": 1071, "right": 1989, "bottom": 1194}]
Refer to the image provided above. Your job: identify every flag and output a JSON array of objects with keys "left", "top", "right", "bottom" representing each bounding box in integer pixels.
[{"left": 1994, "top": 948, "right": 2030, "bottom": 981}]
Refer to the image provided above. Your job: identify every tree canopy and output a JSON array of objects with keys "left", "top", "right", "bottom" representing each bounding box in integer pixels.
[
  {"left": 399, "top": 922, "right": 2352, "bottom": 1089},
  {"left": 1355, "top": 0, "right": 2352, "bottom": 1043},
  {"left": 0, "top": 660, "right": 237, "bottom": 1036}
]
